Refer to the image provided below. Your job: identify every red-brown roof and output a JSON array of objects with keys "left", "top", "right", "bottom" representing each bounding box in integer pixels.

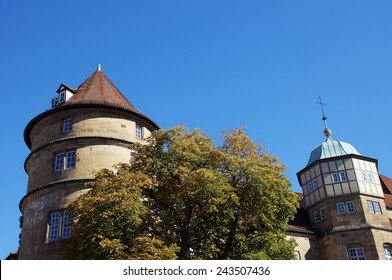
[
  {"left": 60, "top": 69, "right": 139, "bottom": 113},
  {"left": 24, "top": 69, "right": 159, "bottom": 149},
  {"left": 380, "top": 174, "right": 392, "bottom": 208}
]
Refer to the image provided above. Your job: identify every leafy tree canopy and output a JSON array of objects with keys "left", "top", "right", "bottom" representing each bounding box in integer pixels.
[{"left": 65, "top": 126, "right": 299, "bottom": 260}]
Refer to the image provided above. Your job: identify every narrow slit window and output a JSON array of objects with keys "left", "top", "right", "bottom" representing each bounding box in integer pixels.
[{"left": 135, "top": 124, "right": 142, "bottom": 139}]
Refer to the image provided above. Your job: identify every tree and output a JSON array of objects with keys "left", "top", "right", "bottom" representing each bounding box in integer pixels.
[
  {"left": 65, "top": 126, "right": 298, "bottom": 260},
  {"left": 64, "top": 167, "right": 178, "bottom": 260}
]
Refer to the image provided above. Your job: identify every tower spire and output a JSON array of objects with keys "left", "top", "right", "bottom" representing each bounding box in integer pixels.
[{"left": 316, "top": 96, "right": 332, "bottom": 139}]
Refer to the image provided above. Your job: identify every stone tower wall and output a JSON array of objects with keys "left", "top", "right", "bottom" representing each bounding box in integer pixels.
[{"left": 19, "top": 106, "right": 155, "bottom": 259}]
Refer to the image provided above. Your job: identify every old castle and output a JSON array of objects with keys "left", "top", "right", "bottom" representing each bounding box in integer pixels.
[{"left": 15, "top": 67, "right": 392, "bottom": 259}]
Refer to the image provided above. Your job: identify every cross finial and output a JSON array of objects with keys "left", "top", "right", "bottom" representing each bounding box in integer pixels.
[
  {"left": 316, "top": 96, "right": 332, "bottom": 139},
  {"left": 316, "top": 96, "right": 328, "bottom": 128}
]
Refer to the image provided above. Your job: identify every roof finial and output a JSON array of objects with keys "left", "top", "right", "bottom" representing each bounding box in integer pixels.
[
  {"left": 97, "top": 64, "right": 101, "bottom": 71},
  {"left": 316, "top": 96, "right": 332, "bottom": 139}
]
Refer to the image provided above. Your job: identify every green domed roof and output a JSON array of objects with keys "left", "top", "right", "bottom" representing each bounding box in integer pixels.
[{"left": 307, "top": 137, "right": 361, "bottom": 166}]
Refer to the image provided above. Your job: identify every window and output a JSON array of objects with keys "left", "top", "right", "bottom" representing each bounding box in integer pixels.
[
  {"left": 48, "top": 211, "right": 71, "bottom": 242},
  {"left": 361, "top": 172, "right": 374, "bottom": 183},
  {"left": 373, "top": 201, "right": 382, "bottom": 214},
  {"left": 339, "top": 171, "right": 347, "bottom": 182},
  {"left": 63, "top": 118, "right": 73, "bottom": 133},
  {"left": 347, "top": 247, "right": 365, "bottom": 260},
  {"left": 65, "top": 151, "right": 76, "bottom": 169},
  {"left": 312, "top": 179, "right": 318, "bottom": 190},
  {"left": 314, "top": 210, "right": 321, "bottom": 223},
  {"left": 62, "top": 212, "right": 72, "bottom": 238},
  {"left": 384, "top": 247, "right": 392, "bottom": 260},
  {"left": 332, "top": 173, "right": 339, "bottom": 183},
  {"left": 367, "top": 201, "right": 374, "bottom": 213},
  {"left": 59, "top": 91, "right": 66, "bottom": 104},
  {"left": 320, "top": 207, "right": 327, "bottom": 220},
  {"left": 346, "top": 201, "right": 356, "bottom": 213},
  {"left": 48, "top": 212, "right": 60, "bottom": 241},
  {"left": 135, "top": 124, "right": 142, "bottom": 139},
  {"left": 367, "top": 201, "right": 382, "bottom": 214},
  {"left": 307, "top": 179, "right": 318, "bottom": 193},
  {"left": 307, "top": 182, "right": 313, "bottom": 193},
  {"left": 54, "top": 150, "right": 76, "bottom": 171},
  {"left": 336, "top": 202, "right": 346, "bottom": 215},
  {"left": 54, "top": 153, "right": 64, "bottom": 172},
  {"left": 337, "top": 201, "right": 355, "bottom": 215},
  {"left": 331, "top": 171, "right": 347, "bottom": 183}
]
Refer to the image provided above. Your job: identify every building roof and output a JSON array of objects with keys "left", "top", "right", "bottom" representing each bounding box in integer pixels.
[
  {"left": 380, "top": 174, "right": 392, "bottom": 208},
  {"left": 58, "top": 69, "right": 139, "bottom": 113},
  {"left": 307, "top": 137, "right": 361, "bottom": 166},
  {"left": 24, "top": 68, "right": 159, "bottom": 149}
]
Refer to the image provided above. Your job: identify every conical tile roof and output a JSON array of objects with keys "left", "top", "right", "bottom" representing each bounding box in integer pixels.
[
  {"left": 60, "top": 69, "right": 139, "bottom": 113},
  {"left": 24, "top": 68, "right": 159, "bottom": 149}
]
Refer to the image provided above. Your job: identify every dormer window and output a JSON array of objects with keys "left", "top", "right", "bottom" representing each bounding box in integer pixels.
[{"left": 54, "top": 84, "right": 75, "bottom": 106}]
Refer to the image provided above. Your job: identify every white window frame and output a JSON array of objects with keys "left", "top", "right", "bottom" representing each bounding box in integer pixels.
[
  {"left": 332, "top": 173, "right": 339, "bottom": 183},
  {"left": 332, "top": 171, "right": 347, "bottom": 183},
  {"left": 54, "top": 153, "right": 64, "bottom": 172},
  {"left": 373, "top": 201, "right": 382, "bottom": 214},
  {"left": 48, "top": 212, "right": 60, "bottom": 241},
  {"left": 361, "top": 172, "right": 374, "bottom": 183},
  {"left": 336, "top": 202, "right": 346, "bottom": 215},
  {"left": 346, "top": 201, "right": 356, "bottom": 213},
  {"left": 339, "top": 171, "right": 347, "bottom": 182},
  {"left": 63, "top": 118, "right": 73, "bottom": 133},
  {"left": 384, "top": 247, "right": 392, "bottom": 260},
  {"left": 367, "top": 200, "right": 382, "bottom": 214},
  {"left": 59, "top": 91, "right": 66, "bottom": 104},
  {"left": 48, "top": 211, "right": 71, "bottom": 242},
  {"left": 347, "top": 247, "right": 365, "bottom": 260},
  {"left": 65, "top": 151, "right": 76, "bottom": 169},
  {"left": 54, "top": 150, "right": 76, "bottom": 171},
  {"left": 367, "top": 201, "right": 374, "bottom": 213},
  {"left": 135, "top": 124, "right": 143, "bottom": 140}
]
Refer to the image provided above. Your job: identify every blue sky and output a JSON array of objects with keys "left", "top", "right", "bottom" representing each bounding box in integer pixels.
[{"left": 1, "top": 0, "right": 392, "bottom": 259}]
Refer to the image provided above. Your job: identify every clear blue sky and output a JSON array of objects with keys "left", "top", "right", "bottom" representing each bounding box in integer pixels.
[{"left": 1, "top": 0, "right": 391, "bottom": 259}]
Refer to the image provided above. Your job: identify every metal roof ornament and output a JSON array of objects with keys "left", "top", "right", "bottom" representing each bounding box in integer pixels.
[{"left": 317, "top": 96, "right": 332, "bottom": 140}]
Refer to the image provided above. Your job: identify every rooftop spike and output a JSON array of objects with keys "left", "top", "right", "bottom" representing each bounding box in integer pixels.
[
  {"left": 97, "top": 64, "right": 101, "bottom": 71},
  {"left": 316, "top": 96, "right": 332, "bottom": 140}
]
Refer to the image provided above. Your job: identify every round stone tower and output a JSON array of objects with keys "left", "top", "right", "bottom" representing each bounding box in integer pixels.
[{"left": 19, "top": 67, "right": 159, "bottom": 259}]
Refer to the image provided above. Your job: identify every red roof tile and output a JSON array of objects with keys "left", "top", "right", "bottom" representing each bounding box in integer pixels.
[
  {"left": 380, "top": 174, "right": 392, "bottom": 208},
  {"left": 60, "top": 69, "right": 139, "bottom": 113}
]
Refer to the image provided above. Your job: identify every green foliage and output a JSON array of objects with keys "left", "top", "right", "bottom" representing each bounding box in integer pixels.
[{"left": 65, "top": 126, "right": 298, "bottom": 260}]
